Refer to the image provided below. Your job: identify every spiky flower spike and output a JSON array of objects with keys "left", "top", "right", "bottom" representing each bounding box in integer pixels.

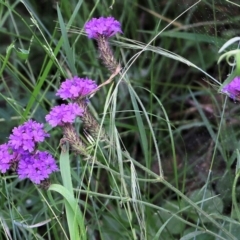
[
  {"left": 222, "top": 76, "right": 240, "bottom": 101},
  {"left": 77, "top": 100, "right": 109, "bottom": 143},
  {"left": 56, "top": 77, "right": 108, "bottom": 142},
  {"left": 46, "top": 103, "right": 89, "bottom": 157},
  {"left": 61, "top": 123, "right": 90, "bottom": 158},
  {"left": 84, "top": 17, "right": 122, "bottom": 73}
]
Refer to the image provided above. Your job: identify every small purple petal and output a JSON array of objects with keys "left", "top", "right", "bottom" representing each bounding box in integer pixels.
[
  {"left": 45, "top": 103, "right": 84, "bottom": 127},
  {"left": 0, "top": 143, "right": 15, "bottom": 173},
  {"left": 17, "top": 151, "right": 58, "bottom": 184},
  {"left": 84, "top": 17, "right": 122, "bottom": 39},
  {"left": 9, "top": 120, "right": 49, "bottom": 153},
  {"left": 56, "top": 76, "right": 98, "bottom": 100},
  {"left": 222, "top": 76, "right": 240, "bottom": 100}
]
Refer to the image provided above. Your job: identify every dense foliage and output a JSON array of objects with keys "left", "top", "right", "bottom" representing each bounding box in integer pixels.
[{"left": 1, "top": 1, "right": 240, "bottom": 239}]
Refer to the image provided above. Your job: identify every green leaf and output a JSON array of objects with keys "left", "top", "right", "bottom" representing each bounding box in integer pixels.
[
  {"left": 49, "top": 184, "right": 86, "bottom": 240},
  {"left": 181, "top": 228, "right": 214, "bottom": 240},
  {"left": 157, "top": 201, "right": 186, "bottom": 235},
  {"left": 236, "top": 149, "right": 240, "bottom": 174},
  {"left": 218, "top": 37, "right": 240, "bottom": 53},
  {"left": 57, "top": 5, "right": 77, "bottom": 75},
  {"left": 59, "top": 143, "right": 73, "bottom": 194},
  {"left": 188, "top": 189, "right": 224, "bottom": 223},
  {"left": 15, "top": 48, "right": 29, "bottom": 60}
]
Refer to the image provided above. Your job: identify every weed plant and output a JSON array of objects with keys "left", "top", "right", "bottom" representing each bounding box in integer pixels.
[{"left": 0, "top": 0, "right": 240, "bottom": 239}]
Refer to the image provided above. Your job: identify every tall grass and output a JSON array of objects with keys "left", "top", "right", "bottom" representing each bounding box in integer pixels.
[{"left": 0, "top": 0, "right": 240, "bottom": 239}]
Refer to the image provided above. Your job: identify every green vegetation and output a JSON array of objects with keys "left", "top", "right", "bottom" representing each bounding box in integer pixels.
[{"left": 1, "top": 0, "right": 240, "bottom": 239}]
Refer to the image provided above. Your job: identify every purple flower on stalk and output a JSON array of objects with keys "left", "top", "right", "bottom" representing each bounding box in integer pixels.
[
  {"left": 9, "top": 120, "right": 49, "bottom": 152},
  {"left": 222, "top": 76, "right": 240, "bottom": 100},
  {"left": 0, "top": 143, "right": 17, "bottom": 173},
  {"left": 45, "top": 103, "right": 84, "bottom": 127},
  {"left": 56, "top": 77, "right": 98, "bottom": 100},
  {"left": 17, "top": 151, "right": 58, "bottom": 184},
  {"left": 84, "top": 17, "right": 122, "bottom": 39}
]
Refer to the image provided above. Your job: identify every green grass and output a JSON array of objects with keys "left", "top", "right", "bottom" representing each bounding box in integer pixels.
[{"left": 1, "top": 0, "right": 240, "bottom": 239}]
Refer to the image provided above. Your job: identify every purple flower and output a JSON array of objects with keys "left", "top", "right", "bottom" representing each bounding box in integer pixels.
[
  {"left": 56, "top": 76, "right": 98, "bottom": 100},
  {"left": 17, "top": 151, "right": 58, "bottom": 184},
  {"left": 84, "top": 17, "right": 122, "bottom": 39},
  {"left": 45, "top": 103, "right": 84, "bottom": 127},
  {"left": 222, "top": 76, "right": 240, "bottom": 100},
  {"left": 0, "top": 143, "right": 17, "bottom": 173},
  {"left": 9, "top": 120, "right": 49, "bottom": 152}
]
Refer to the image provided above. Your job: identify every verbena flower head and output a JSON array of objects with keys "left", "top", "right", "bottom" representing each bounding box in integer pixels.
[
  {"left": 0, "top": 143, "right": 17, "bottom": 173},
  {"left": 9, "top": 120, "right": 49, "bottom": 152},
  {"left": 45, "top": 103, "right": 84, "bottom": 127},
  {"left": 222, "top": 76, "right": 240, "bottom": 100},
  {"left": 56, "top": 76, "right": 97, "bottom": 100},
  {"left": 84, "top": 17, "right": 122, "bottom": 39},
  {"left": 17, "top": 151, "right": 58, "bottom": 184}
]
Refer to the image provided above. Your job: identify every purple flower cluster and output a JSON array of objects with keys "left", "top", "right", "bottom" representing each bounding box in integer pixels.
[
  {"left": 0, "top": 143, "right": 17, "bottom": 173},
  {"left": 48, "top": 75, "right": 98, "bottom": 128},
  {"left": 56, "top": 76, "right": 97, "bottom": 100},
  {"left": 0, "top": 120, "right": 58, "bottom": 184},
  {"left": 84, "top": 17, "right": 122, "bottom": 39},
  {"left": 46, "top": 103, "right": 84, "bottom": 127},
  {"left": 0, "top": 16, "right": 122, "bottom": 185},
  {"left": 84, "top": 16, "right": 122, "bottom": 73},
  {"left": 18, "top": 151, "right": 58, "bottom": 184},
  {"left": 9, "top": 119, "right": 49, "bottom": 152},
  {"left": 222, "top": 76, "right": 240, "bottom": 100}
]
